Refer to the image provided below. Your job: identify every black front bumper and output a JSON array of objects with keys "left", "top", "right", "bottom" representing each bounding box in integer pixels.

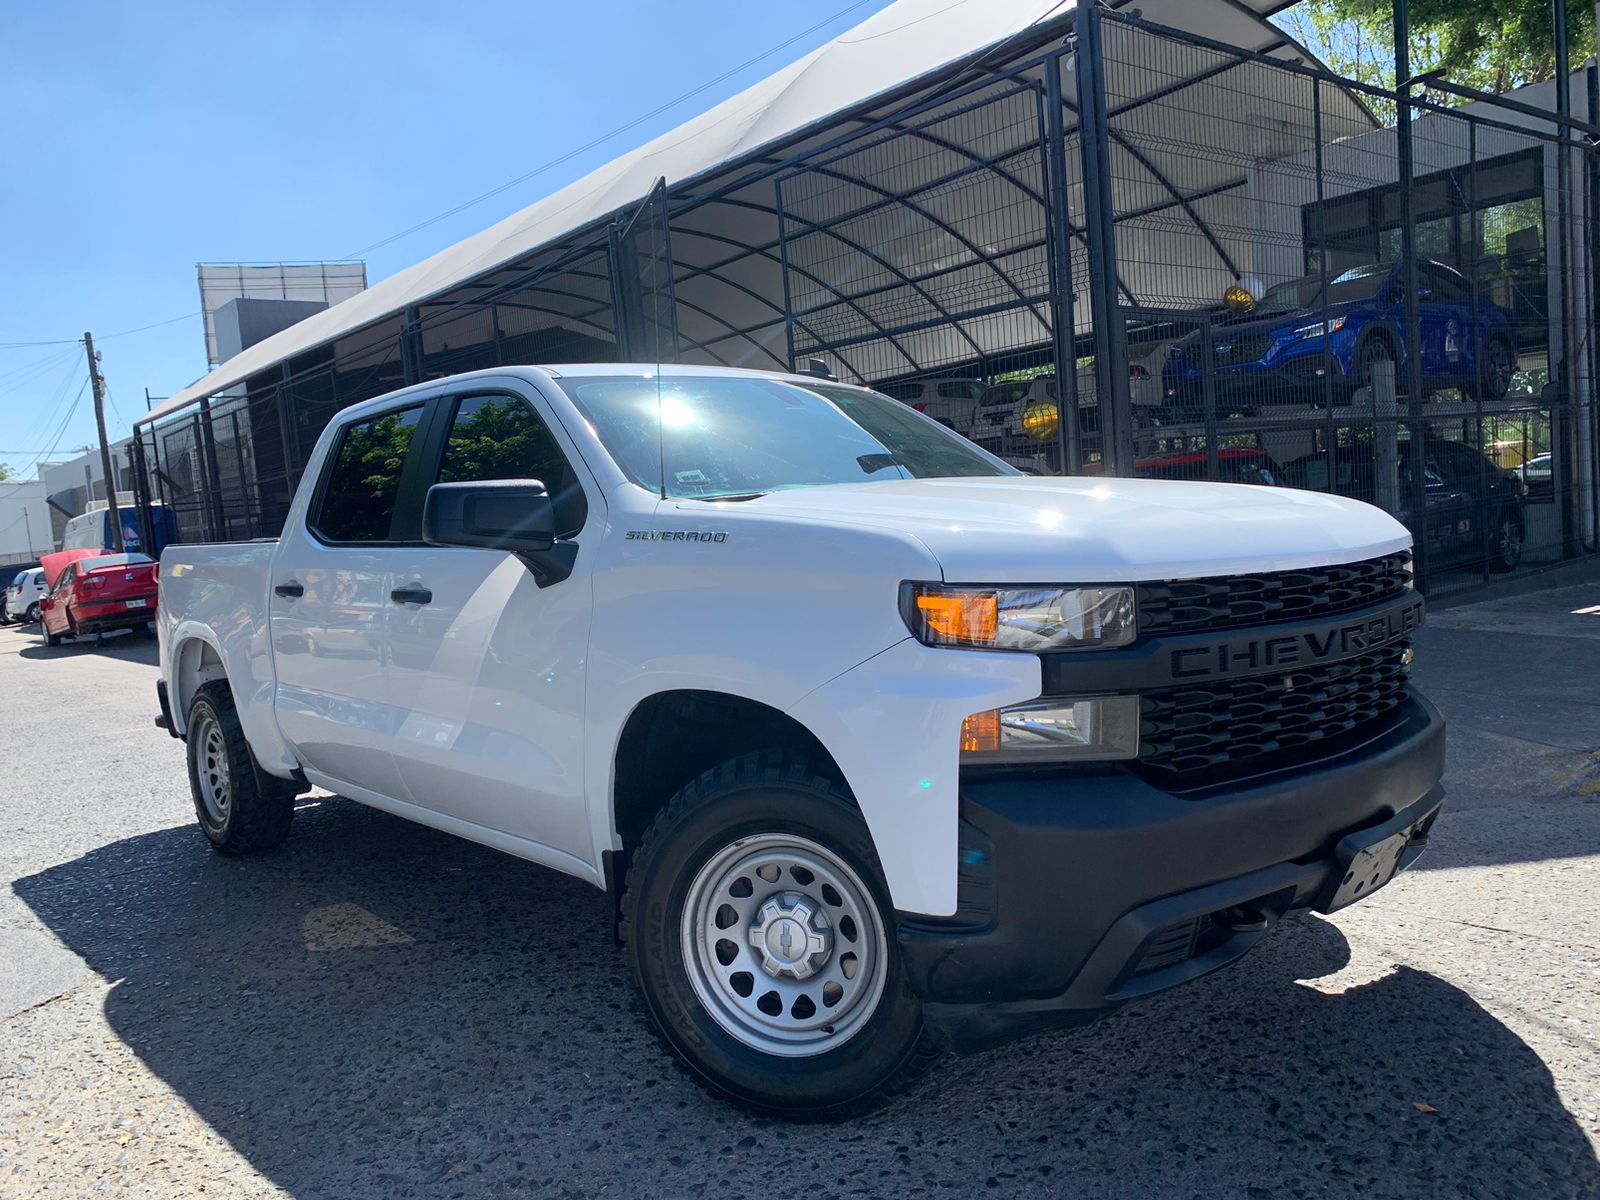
[{"left": 900, "top": 693, "right": 1445, "bottom": 1051}]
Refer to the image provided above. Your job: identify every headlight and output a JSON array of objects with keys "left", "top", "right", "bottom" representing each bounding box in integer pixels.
[
  {"left": 902, "top": 583, "right": 1136, "bottom": 651},
  {"left": 1022, "top": 401, "right": 1059, "bottom": 441},
  {"left": 960, "top": 696, "right": 1141, "bottom": 762},
  {"left": 1293, "top": 316, "right": 1346, "bottom": 339}
]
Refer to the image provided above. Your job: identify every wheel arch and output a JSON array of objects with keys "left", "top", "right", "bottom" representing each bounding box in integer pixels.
[
  {"left": 609, "top": 689, "right": 850, "bottom": 862},
  {"left": 171, "top": 632, "right": 229, "bottom": 737}
]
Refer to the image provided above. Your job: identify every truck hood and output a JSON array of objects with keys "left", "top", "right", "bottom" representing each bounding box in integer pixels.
[{"left": 735, "top": 477, "right": 1411, "bottom": 582}]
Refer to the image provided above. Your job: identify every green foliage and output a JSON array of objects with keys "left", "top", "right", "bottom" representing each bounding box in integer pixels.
[
  {"left": 439, "top": 397, "right": 543, "bottom": 483},
  {"left": 1275, "top": 0, "right": 1595, "bottom": 103},
  {"left": 342, "top": 411, "right": 415, "bottom": 498},
  {"left": 0, "top": 463, "right": 15, "bottom": 481}
]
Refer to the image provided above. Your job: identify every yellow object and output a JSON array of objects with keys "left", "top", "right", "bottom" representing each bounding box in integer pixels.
[
  {"left": 960, "top": 709, "right": 1001, "bottom": 754},
  {"left": 1223, "top": 284, "right": 1255, "bottom": 314},
  {"left": 915, "top": 591, "right": 998, "bottom": 644},
  {"left": 1022, "top": 401, "right": 1060, "bottom": 441}
]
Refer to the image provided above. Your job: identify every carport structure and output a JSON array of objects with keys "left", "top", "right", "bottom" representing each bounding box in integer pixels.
[{"left": 133, "top": 0, "right": 1599, "bottom": 592}]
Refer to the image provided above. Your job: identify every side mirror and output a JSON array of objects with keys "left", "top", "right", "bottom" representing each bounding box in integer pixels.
[{"left": 422, "top": 480, "right": 576, "bottom": 586}]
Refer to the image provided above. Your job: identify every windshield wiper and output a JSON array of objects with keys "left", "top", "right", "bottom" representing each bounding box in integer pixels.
[{"left": 693, "top": 491, "right": 769, "bottom": 502}]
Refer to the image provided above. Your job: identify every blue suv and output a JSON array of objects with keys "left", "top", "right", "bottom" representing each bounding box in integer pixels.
[{"left": 1165, "top": 260, "right": 1517, "bottom": 410}]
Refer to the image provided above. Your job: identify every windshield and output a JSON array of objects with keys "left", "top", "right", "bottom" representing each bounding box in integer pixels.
[
  {"left": 556, "top": 373, "right": 1015, "bottom": 500},
  {"left": 1255, "top": 262, "right": 1392, "bottom": 315}
]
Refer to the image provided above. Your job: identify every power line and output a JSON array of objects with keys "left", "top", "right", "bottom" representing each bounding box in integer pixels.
[
  {"left": 340, "top": 0, "right": 882, "bottom": 261},
  {"left": 0, "top": 311, "right": 200, "bottom": 351},
  {"left": 0, "top": 373, "right": 91, "bottom": 492}
]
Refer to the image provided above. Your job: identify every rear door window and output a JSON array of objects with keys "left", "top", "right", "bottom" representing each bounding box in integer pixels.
[{"left": 312, "top": 405, "right": 425, "bottom": 543}]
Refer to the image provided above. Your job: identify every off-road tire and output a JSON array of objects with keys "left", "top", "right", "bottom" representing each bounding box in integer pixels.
[
  {"left": 621, "top": 751, "right": 939, "bottom": 1120},
  {"left": 186, "top": 681, "right": 298, "bottom": 854},
  {"left": 1489, "top": 511, "right": 1524, "bottom": 573}
]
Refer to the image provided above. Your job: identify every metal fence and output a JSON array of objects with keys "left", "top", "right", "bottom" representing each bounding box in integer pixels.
[{"left": 133, "top": 4, "right": 1600, "bottom": 595}]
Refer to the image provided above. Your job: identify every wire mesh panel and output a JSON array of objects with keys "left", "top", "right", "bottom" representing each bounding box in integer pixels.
[
  {"left": 776, "top": 78, "right": 1057, "bottom": 389},
  {"left": 609, "top": 178, "right": 680, "bottom": 364},
  {"left": 1097, "top": 10, "right": 1598, "bottom": 593}
]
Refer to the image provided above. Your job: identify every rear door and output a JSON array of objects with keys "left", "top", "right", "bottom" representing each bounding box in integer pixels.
[
  {"left": 379, "top": 385, "right": 600, "bottom": 865},
  {"left": 268, "top": 401, "right": 429, "bottom": 798},
  {"left": 1417, "top": 263, "right": 1475, "bottom": 380}
]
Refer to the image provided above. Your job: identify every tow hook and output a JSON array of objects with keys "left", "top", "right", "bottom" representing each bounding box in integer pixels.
[{"left": 1214, "top": 905, "right": 1269, "bottom": 933}]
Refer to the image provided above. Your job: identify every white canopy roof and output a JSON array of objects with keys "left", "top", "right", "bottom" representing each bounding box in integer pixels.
[{"left": 144, "top": 0, "right": 1344, "bottom": 425}]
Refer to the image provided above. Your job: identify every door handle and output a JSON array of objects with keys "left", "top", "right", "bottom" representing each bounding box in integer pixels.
[
  {"left": 273, "top": 581, "right": 304, "bottom": 598},
  {"left": 390, "top": 584, "right": 433, "bottom": 605}
]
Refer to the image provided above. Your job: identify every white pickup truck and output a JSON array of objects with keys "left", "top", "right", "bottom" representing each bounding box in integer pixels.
[{"left": 154, "top": 363, "right": 1444, "bottom": 1118}]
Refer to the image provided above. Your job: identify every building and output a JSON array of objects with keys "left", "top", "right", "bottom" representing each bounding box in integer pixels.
[
  {"left": 0, "top": 478, "right": 54, "bottom": 568},
  {"left": 132, "top": 0, "right": 1600, "bottom": 593}
]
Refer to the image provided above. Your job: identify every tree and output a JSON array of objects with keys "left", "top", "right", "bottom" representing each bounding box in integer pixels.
[
  {"left": 0, "top": 463, "right": 14, "bottom": 481},
  {"left": 1275, "top": 0, "right": 1595, "bottom": 100}
]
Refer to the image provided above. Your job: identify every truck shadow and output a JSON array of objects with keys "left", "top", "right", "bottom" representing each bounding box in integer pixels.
[{"left": 13, "top": 797, "right": 1599, "bottom": 1200}]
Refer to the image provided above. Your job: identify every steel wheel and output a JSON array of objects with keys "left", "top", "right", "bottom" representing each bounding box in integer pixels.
[
  {"left": 193, "top": 712, "right": 232, "bottom": 825},
  {"left": 25, "top": 603, "right": 39, "bottom": 624},
  {"left": 1485, "top": 338, "right": 1514, "bottom": 399},
  {"left": 681, "top": 832, "right": 889, "bottom": 1058},
  {"left": 1493, "top": 514, "right": 1524, "bottom": 571}
]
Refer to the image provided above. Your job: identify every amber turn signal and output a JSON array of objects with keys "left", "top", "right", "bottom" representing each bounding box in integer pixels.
[
  {"left": 960, "top": 709, "right": 1001, "bottom": 754},
  {"left": 915, "top": 591, "right": 998, "bottom": 645}
]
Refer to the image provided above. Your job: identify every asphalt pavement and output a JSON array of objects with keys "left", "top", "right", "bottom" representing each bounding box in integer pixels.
[{"left": 0, "top": 587, "right": 1597, "bottom": 1199}]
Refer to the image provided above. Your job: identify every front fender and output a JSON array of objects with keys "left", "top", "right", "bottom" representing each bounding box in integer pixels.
[{"left": 787, "top": 639, "right": 1040, "bottom": 917}]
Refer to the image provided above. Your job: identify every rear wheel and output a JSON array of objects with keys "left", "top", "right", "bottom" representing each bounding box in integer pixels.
[
  {"left": 622, "top": 752, "right": 937, "bottom": 1119},
  {"left": 1483, "top": 336, "right": 1515, "bottom": 401},
  {"left": 1490, "top": 511, "right": 1524, "bottom": 572},
  {"left": 186, "top": 681, "right": 298, "bottom": 854},
  {"left": 24, "top": 603, "right": 39, "bottom": 624}
]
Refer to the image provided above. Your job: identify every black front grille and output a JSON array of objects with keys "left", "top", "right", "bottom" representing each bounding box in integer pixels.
[
  {"left": 1185, "top": 334, "right": 1273, "bottom": 369},
  {"left": 1138, "top": 554, "right": 1411, "bottom": 638},
  {"left": 1138, "top": 642, "right": 1411, "bottom": 784},
  {"left": 1211, "top": 333, "right": 1273, "bottom": 365}
]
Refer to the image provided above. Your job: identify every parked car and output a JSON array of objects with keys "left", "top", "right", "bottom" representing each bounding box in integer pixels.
[
  {"left": 61, "top": 502, "right": 178, "bottom": 556},
  {"left": 874, "top": 378, "right": 986, "bottom": 433},
  {"left": 1165, "top": 259, "right": 1517, "bottom": 409},
  {"left": 1519, "top": 452, "right": 1553, "bottom": 502},
  {"left": 155, "top": 364, "right": 1442, "bottom": 1118},
  {"left": 1131, "top": 446, "right": 1282, "bottom": 485},
  {"left": 970, "top": 345, "right": 1173, "bottom": 465},
  {"left": 0, "top": 560, "right": 43, "bottom": 623},
  {"left": 1280, "top": 439, "right": 1525, "bottom": 571},
  {"left": 2, "top": 567, "right": 48, "bottom": 625},
  {"left": 39, "top": 552, "right": 158, "bottom": 646}
]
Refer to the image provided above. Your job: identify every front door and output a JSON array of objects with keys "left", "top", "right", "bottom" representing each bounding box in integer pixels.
[
  {"left": 380, "top": 386, "right": 599, "bottom": 866},
  {"left": 268, "top": 401, "right": 428, "bottom": 799}
]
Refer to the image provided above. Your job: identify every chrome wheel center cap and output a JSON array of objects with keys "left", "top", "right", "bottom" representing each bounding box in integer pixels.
[{"left": 748, "top": 892, "right": 831, "bottom": 979}]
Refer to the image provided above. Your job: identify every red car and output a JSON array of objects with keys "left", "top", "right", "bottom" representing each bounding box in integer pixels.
[{"left": 39, "top": 552, "right": 158, "bottom": 647}]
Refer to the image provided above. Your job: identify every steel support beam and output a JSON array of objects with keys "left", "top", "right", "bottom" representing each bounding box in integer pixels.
[
  {"left": 1394, "top": 0, "right": 1430, "bottom": 589},
  {"left": 1075, "top": 2, "right": 1134, "bottom": 476},
  {"left": 1043, "top": 57, "right": 1083, "bottom": 474}
]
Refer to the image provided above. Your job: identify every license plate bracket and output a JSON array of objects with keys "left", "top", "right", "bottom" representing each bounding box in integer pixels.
[{"left": 1318, "top": 822, "right": 1416, "bottom": 913}]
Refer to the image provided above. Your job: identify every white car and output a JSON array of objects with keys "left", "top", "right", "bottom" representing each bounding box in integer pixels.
[
  {"left": 154, "top": 363, "right": 1444, "bottom": 1119},
  {"left": 2, "top": 567, "right": 47, "bottom": 625},
  {"left": 969, "top": 342, "right": 1175, "bottom": 465},
  {"left": 874, "top": 377, "right": 986, "bottom": 433}
]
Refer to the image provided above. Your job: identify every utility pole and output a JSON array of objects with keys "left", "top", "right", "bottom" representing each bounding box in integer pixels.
[{"left": 83, "top": 332, "right": 124, "bottom": 552}]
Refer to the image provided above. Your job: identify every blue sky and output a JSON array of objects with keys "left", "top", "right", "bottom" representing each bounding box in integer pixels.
[{"left": 0, "top": 0, "right": 896, "bottom": 477}]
